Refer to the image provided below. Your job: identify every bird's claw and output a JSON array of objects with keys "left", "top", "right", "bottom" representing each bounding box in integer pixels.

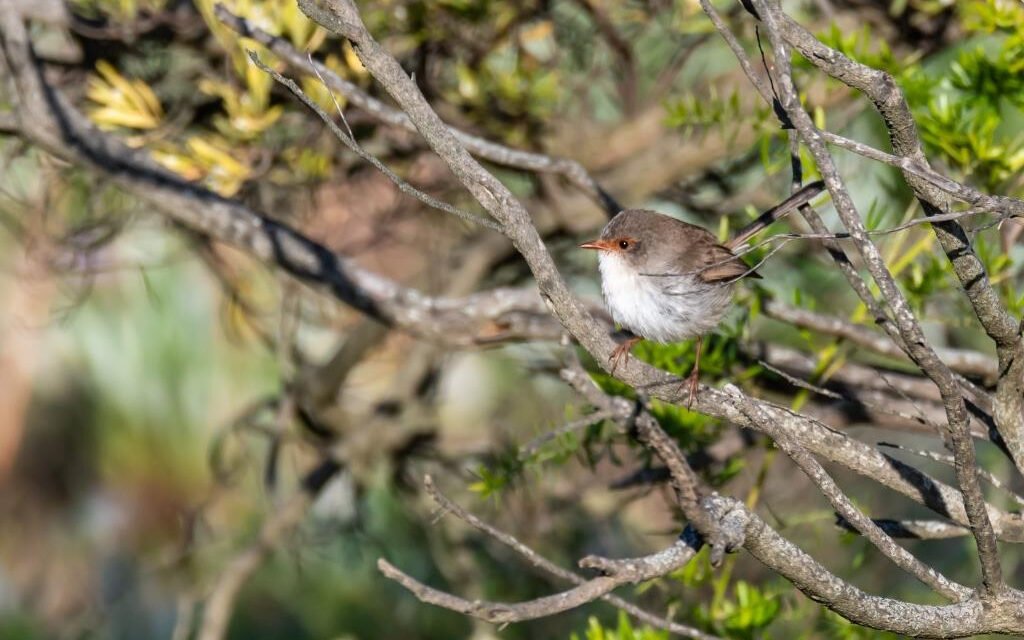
[
  {"left": 608, "top": 337, "right": 640, "bottom": 377},
  {"left": 682, "top": 368, "right": 700, "bottom": 409},
  {"left": 609, "top": 345, "right": 629, "bottom": 377}
]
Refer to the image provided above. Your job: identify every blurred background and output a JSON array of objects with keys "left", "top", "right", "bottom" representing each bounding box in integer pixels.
[{"left": 1, "top": 0, "right": 1023, "bottom": 638}]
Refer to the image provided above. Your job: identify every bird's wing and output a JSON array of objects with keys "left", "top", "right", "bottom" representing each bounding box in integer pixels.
[{"left": 693, "top": 240, "right": 761, "bottom": 283}]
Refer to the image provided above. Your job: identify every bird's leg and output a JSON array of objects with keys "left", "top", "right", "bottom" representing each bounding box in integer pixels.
[
  {"left": 609, "top": 335, "right": 642, "bottom": 376},
  {"left": 682, "top": 336, "right": 703, "bottom": 409}
]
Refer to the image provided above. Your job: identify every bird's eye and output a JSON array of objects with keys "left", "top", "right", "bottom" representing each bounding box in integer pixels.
[{"left": 618, "top": 240, "right": 630, "bottom": 250}]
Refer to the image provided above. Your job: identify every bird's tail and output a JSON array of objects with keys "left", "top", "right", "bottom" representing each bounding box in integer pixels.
[{"left": 725, "top": 180, "right": 826, "bottom": 250}]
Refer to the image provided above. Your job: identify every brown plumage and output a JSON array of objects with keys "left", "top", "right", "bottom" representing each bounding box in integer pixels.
[{"left": 580, "top": 180, "right": 826, "bottom": 406}]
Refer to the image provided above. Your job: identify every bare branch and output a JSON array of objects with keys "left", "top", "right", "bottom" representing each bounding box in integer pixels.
[
  {"left": 752, "top": 343, "right": 944, "bottom": 411},
  {"left": 421, "top": 478, "right": 720, "bottom": 639},
  {"left": 562, "top": 358, "right": 1024, "bottom": 542},
  {"left": 419, "top": 473, "right": 1021, "bottom": 637},
  {"left": 836, "top": 518, "right": 970, "bottom": 540},
  {"left": 518, "top": 409, "right": 618, "bottom": 460},
  {"left": 767, "top": 0, "right": 1024, "bottom": 479},
  {"left": 751, "top": 0, "right": 1004, "bottom": 592},
  {"left": 820, "top": 130, "right": 1024, "bottom": 216},
  {"left": 427, "top": 480, "right": 1011, "bottom": 637},
  {"left": 755, "top": 355, "right": 945, "bottom": 434},
  {"left": 762, "top": 299, "right": 997, "bottom": 382},
  {"left": 733, "top": 494, "right": 1018, "bottom": 638},
  {"left": 878, "top": 442, "right": 1024, "bottom": 508},
  {"left": 378, "top": 530, "right": 700, "bottom": 625},
  {"left": 248, "top": 51, "right": 502, "bottom": 232}
]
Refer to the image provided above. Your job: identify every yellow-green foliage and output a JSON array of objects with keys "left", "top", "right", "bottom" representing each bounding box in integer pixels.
[
  {"left": 82, "top": 0, "right": 371, "bottom": 196},
  {"left": 86, "top": 60, "right": 164, "bottom": 135},
  {"left": 570, "top": 612, "right": 669, "bottom": 640}
]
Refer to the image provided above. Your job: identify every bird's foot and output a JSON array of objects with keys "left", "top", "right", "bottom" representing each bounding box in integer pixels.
[
  {"left": 608, "top": 336, "right": 642, "bottom": 377},
  {"left": 681, "top": 367, "right": 700, "bottom": 409}
]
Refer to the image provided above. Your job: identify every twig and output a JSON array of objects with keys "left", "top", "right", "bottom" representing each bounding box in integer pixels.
[
  {"left": 878, "top": 442, "right": 1024, "bottom": 508},
  {"left": 378, "top": 509, "right": 701, "bottom": 625},
  {"left": 756, "top": 358, "right": 938, "bottom": 432},
  {"left": 835, "top": 518, "right": 970, "bottom": 540},
  {"left": 762, "top": 299, "right": 997, "bottom": 381},
  {"left": 248, "top": 51, "right": 501, "bottom": 232},
  {"left": 421, "top": 477, "right": 720, "bottom": 639},
  {"left": 518, "top": 409, "right": 618, "bottom": 460}
]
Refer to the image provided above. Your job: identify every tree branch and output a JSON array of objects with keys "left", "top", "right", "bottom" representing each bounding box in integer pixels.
[
  {"left": 421, "top": 477, "right": 720, "bottom": 639},
  {"left": 733, "top": 494, "right": 1018, "bottom": 637},
  {"left": 878, "top": 442, "right": 1024, "bottom": 508},
  {"left": 767, "top": 0, "right": 1024, "bottom": 478},
  {"left": 0, "top": 12, "right": 580, "bottom": 348},
  {"left": 378, "top": 521, "right": 702, "bottom": 626},
  {"left": 563, "top": 360, "right": 1024, "bottom": 542},
  {"left": 762, "top": 299, "right": 997, "bottom": 382},
  {"left": 836, "top": 518, "right": 970, "bottom": 540},
  {"left": 751, "top": 0, "right": 1004, "bottom": 593}
]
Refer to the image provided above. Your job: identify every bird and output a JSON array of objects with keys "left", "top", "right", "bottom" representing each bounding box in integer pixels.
[{"left": 580, "top": 181, "right": 826, "bottom": 407}]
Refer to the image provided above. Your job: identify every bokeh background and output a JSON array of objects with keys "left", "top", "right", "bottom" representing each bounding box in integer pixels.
[{"left": 1, "top": 0, "right": 1024, "bottom": 638}]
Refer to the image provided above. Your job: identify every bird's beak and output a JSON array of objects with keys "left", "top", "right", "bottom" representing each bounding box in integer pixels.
[{"left": 579, "top": 239, "right": 613, "bottom": 251}]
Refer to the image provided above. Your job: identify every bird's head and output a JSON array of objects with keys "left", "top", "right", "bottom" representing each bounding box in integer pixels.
[{"left": 579, "top": 209, "right": 673, "bottom": 271}]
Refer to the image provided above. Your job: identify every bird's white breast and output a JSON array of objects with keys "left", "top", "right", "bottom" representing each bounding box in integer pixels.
[{"left": 597, "top": 252, "right": 732, "bottom": 343}]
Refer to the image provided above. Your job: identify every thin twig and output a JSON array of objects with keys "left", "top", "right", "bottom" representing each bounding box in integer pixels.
[
  {"left": 835, "top": 517, "right": 970, "bottom": 540},
  {"left": 248, "top": 51, "right": 502, "bottom": 232},
  {"left": 518, "top": 409, "right": 618, "bottom": 460},
  {"left": 756, "top": 358, "right": 938, "bottom": 431},
  {"left": 878, "top": 442, "right": 1024, "bottom": 507},
  {"left": 762, "top": 299, "right": 997, "bottom": 381},
  {"left": 378, "top": 486, "right": 703, "bottom": 626},
  {"left": 419, "top": 477, "right": 720, "bottom": 639}
]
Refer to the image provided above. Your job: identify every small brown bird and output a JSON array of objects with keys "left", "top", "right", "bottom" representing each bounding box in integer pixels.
[{"left": 581, "top": 181, "right": 825, "bottom": 406}]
